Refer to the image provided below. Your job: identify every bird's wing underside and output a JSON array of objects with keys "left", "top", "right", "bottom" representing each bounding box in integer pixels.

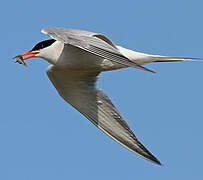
[
  {"left": 42, "top": 28, "right": 155, "bottom": 73},
  {"left": 46, "top": 65, "right": 161, "bottom": 165}
]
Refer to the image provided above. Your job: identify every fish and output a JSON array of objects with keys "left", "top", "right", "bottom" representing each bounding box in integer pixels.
[{"left": 13, "top": 56, "right": 27, "bottom": 67}]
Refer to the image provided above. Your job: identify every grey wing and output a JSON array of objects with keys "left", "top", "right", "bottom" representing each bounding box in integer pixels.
[
  {"left": 46, "top": 65, "right": 161, "bottom": 165},
  {"left": 42, "top": 28, "right": 155, "bottom": 73}
]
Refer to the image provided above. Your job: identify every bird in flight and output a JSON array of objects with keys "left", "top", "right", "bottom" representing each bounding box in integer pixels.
[{"left": 13, "top": 28, "right": 198, "bottom": 165}]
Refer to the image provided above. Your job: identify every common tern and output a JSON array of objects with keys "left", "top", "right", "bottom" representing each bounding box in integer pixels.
[{"left": 14, "top": 28, "right": 199, "bottom": 165}]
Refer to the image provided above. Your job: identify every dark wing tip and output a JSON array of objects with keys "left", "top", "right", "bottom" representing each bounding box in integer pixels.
[
  {"left": 131, "top": 138, "right": 162, "bottom": 165},
  {"left": 136, "top": 64, "right": 156, "bottom": 74},
  {"left": 149, "top": 155, "right": 162, "bottom": 165},
  {"left": 139, "top": 149, "right": 162, "bottom": 165}
]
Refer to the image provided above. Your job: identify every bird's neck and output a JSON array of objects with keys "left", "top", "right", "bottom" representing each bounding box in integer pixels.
[{"left": 39, "top": 41, "right": 64, "bottom": 65}]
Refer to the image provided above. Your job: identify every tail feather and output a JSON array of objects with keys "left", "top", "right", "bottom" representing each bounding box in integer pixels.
[
  {"left": 149, "top": 56, "right": 201, "bottom": 62},
  {"left": 117, "top": 46, "right": 201, "bottom": 65}
]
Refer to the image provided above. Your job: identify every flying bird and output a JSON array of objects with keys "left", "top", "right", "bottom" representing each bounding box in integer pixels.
[{"left": 13, "top": 28, "right": 198, "bottom": 165}]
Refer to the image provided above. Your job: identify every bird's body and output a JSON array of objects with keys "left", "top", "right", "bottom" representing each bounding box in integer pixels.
[
  {"left": 43, "top": 41, "right": 123, "bottom": 71},
  {"left": 14, "top": 28, "right": 199, "bottom": 165}
]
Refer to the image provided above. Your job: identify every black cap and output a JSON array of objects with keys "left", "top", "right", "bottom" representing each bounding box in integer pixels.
[{"left": 31, "top": 39, "right": 56, "bottom": 51}]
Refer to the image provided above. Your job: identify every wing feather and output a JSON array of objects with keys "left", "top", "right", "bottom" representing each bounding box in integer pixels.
[
  {"left": 42, "top": 28, "right": 155, "bottom": 73},
  {"left": 46, "top": 65, "right": 161, "bottom": 165}
]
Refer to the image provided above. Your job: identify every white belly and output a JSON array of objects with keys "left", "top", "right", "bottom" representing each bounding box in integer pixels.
[{"left": 56, "top": 44, "right": 125, "bottom": 71}]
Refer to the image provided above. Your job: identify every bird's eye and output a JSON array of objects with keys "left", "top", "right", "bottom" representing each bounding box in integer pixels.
[{"left": 31, "top": 39, "right": 56, "bottom": 51}]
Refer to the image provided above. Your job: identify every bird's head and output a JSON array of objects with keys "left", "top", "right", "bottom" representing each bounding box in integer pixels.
[{"left": 13, "top": 39, "right": 64, "bottom": 65}]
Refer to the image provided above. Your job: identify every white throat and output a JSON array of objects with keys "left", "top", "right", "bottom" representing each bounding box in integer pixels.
[{"left": 37, "top": 40, "right": 64, "bottom": 65}]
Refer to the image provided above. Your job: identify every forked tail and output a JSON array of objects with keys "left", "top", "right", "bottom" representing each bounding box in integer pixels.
[{"left": 117, "top": 46, "right": 201, "bottom": 71}]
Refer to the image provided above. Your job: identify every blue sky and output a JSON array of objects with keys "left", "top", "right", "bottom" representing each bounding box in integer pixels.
[{"left": 1, "top": 0, "right": 203, "bottom": 179}]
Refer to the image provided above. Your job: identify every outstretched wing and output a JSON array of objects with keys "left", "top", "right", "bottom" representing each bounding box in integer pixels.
[
  {"left": 46, "top": 65, "right": 161, "bottom": 165},
  {"left": 42, "top": 28, "right": 155, "bottom": 73}
]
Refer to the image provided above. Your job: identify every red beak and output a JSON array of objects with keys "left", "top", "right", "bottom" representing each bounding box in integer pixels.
[{"left": 13, "top": 51, "right": 38, "bottom": 60}]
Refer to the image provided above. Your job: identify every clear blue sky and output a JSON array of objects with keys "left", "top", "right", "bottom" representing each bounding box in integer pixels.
[{"left": 1, "top": 0, "right": 203, "bottom": 179}]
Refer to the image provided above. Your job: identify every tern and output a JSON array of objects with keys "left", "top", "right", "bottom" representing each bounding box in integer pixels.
[{"left": 14, "top": 28, "right": 199, "bottom": 165}]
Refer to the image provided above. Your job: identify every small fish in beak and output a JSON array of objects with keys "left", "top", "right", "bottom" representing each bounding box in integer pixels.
[{"left": 13, "top": 55, "right": 27, "bottom": 67}]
